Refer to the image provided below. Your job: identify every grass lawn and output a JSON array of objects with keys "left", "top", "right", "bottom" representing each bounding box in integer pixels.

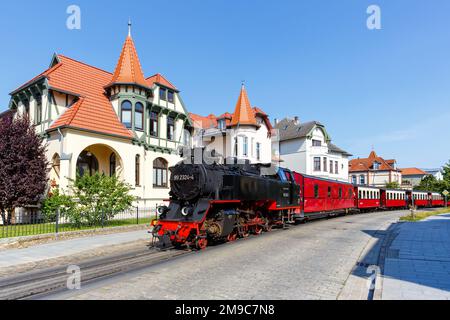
[
  {"left": 0, "top": 216, "right": 154, "bottom": 239},
  {"left": 400, "top": 207, "right": 450, "bottom": 222}
]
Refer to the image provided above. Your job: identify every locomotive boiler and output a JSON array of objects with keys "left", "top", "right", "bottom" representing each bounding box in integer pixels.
[{"left": 152, "top": 158, "right": 301, "bottom": 250}]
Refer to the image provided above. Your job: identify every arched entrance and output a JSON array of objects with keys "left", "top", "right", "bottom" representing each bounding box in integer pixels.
[{"left": 76, "top": 144, "right": 123, "bottom": 179}]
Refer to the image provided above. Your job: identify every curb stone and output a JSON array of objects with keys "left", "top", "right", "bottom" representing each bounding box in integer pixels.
[
  {"left": 0, "top": 224, "right": 151, "bottom": 251},
  {"left": 373, "top": 221, "right": 402, "bottom": 300}
]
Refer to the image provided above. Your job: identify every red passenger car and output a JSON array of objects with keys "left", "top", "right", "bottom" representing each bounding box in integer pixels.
[
  {"left": 355, "top": 186, "right": 381, "bottom": 211},
  {"left": 410, "top": 191, "right": 430, "bottom": 208},
  {"left": 381, "top": 189, "right": 408, "bottom": 209},
  {"left": 431, "top": 192, "right": 445, "bottom": 207},
  {"left": 293, "top": 173, "right": 355, "bottom": 219}
]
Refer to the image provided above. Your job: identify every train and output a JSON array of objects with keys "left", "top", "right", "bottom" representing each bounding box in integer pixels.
[{"left": 151, "top": 157, "right": 447, "bottom": 250}]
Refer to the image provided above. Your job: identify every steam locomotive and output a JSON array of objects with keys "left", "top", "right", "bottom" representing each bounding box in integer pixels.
[
  {"left": 151, "top": 158, "right": 301, "bottom": 250},
  {"left": 151, "top": 153, "right": 447, "bottom": 250}
]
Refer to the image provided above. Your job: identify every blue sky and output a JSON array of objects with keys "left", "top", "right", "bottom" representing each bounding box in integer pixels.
[{"left": 1, "top": 0, "right": 449, "bottom": 168}]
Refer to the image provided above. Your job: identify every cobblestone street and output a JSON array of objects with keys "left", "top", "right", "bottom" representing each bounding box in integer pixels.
[{"left": 48, "top": 210, "right": 407, "bottom": 300}]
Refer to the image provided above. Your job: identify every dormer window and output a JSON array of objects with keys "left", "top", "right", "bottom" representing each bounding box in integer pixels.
[
  {"left": 312, "top": 139, "right": 322, "bottom": 147},
  {"left": 159, "top": 88, "right": 167, "bottom": 101},
  {"left": 168, "top": 90, "right": 174, "bottom": 103},
  {"left": 373, "top": 162, "right": 380, "bottom": 170}
]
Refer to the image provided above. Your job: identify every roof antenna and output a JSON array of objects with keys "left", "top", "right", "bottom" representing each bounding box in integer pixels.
[{"left": 128, "top": 18, "right": 132, "bottom": 37}]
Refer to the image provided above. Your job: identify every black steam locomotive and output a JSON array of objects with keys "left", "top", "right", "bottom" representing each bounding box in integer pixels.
[{"left": 152, "top": 155, "right": 300, "bottom": 249}]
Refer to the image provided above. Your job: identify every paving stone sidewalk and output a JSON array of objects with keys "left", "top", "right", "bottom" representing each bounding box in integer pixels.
[
  {"left": 381, "top": 214, "right": 450, "bottom": 300},
  {"left": 0, "top": 229, "right": 151, "bottom": 268}
]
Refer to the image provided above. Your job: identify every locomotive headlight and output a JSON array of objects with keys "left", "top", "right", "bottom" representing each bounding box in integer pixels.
[
  {"left": 181, "top": 206, "right": 193, "bottom": 216},
  {"left": 157, "top": 206, "right": 169, "bottom": 216}
]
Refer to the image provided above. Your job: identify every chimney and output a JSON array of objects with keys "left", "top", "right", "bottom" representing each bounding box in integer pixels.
[
  {"left": 274, "top": 118, "right": 279, "bottom": 125},
  {"left": 294, "top": 116, "right": 299, "bottom": 125}
]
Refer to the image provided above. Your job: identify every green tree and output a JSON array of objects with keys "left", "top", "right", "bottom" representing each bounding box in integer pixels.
[
  {"left": 41, "top": 189, "right": 76, "bottom": 222},
  {"left": 443, "top": 161, "right": 450, "bottom": 182},
  {"left": 385, "top": 181, "right": 400, "bottom": 189},
  {"left": 0, "top": 114, "right": 48, "bottom": 225},
  {"left": 68, "top": 173, "right": 135, "bottom": 227}
]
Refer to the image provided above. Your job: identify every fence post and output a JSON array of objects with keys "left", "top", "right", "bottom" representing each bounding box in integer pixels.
[
  {"left": 55, "top": 208, "right": 60, "bottom": 237},
  {"left": 136, "top": 207, "right": 139, "bottom": 225}
]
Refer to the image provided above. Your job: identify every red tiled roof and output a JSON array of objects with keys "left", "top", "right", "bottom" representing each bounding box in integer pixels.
[
  {"left": 146, "top": 74, "right": 177, "bottom": 90},
  {"left": 107, "top": 35, "right": 149, "bottom": 89},
  {"left": 189, "top": 113, "right": 218, "bottom": 129},
  {"left": 349, "top": 151, "right": 397, "bottom": 172},
  {"left": 190, "top": 88, "right": 271, "bottom": 132},
  {"left": 401, "top": 168, "right": 428, "bottom": 176},
  {"left": 230, "top": 85, "right": 258, "bottom": 127},
  {"left": 47, "top": 55, "right": 133, "bottom": 138}
]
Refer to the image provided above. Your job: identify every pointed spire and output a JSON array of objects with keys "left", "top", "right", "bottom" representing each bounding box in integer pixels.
[
  {"left": 230, "top": 84, "right": 258, "bottom": 127},
  {"left": 107, "top": 22, "right": 149, "bottom": 89},
  {"left": 369, "top": 150, "right": 377, "bottom": 159},
  {"left": 128, "top": 18, "right": 132, "bottom": 37}
]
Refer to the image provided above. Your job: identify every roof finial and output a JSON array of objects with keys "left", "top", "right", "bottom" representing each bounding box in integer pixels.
[
  {"left": 128, "top": 18, "right": 132, "bottom": 37},
  {"left": 241, "top": 80, "right": 245, "bottom": 88}
]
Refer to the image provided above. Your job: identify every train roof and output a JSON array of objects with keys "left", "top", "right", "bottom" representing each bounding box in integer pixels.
[
  {"left": 355, "top": 185, "right": 381, "bottom": 190},
  {"left": 294, "top": 172, "right": 354, "bottom": 186},
  {"left": 380, "top": 188, "right": 407, "bottom": 192}
]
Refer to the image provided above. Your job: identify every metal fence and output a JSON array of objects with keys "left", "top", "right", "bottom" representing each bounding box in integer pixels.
[{"left": 0, "top": 207, "right": 157, "bottom": 239}]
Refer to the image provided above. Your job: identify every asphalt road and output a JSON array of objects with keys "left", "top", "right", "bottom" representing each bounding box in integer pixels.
[{"left": 49, "top": 210, "right": 407, "bottom": 300}]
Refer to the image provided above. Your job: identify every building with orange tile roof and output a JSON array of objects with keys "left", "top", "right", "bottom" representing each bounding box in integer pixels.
[
  {"left": 349, "top": 151, "right": 402, "bottom": 187},
  {"left": 400, "top": 167, "right": 430, "bottom": 189},
  {"left": 7, "top": 25, "right": 192, "bottom": 207},
  {"left": 190, "top": 85, "right": 273, "bottom": 164}
]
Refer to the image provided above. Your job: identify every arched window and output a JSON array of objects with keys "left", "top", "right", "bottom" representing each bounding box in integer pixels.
[
  {"left": 135, "top": 155, "right": 141, "bottom": 186},
  {"left": 121, "top": 100, "right": 132, "bottom": 128},
  {"left": 135, "top": 102, "right": 144, "bottom": 130},
  {"left": 52, "top": 154, "right": 61, "bottom": 179},
  {"left": 110, "top": 153, "right": 116, "bottom": 177},
  {"left": 153, "top": 158, "right": 168, "bottom": 188},
  {"left": 77, "top": 151, "right": 99, "bottom": 176},
  {"left": 51, "top": 154, "right": 61, "bottom": 188}
]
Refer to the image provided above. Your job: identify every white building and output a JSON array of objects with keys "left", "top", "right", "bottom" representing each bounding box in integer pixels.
[
  {"left": 423, "top": 168, "right": 444, "bottom": 181},
  {"left": 190, "top": 85, "right": 273, "bottom": 165},
  {"left": 7, "top": 27, "right": 191, "bottom": 208},
  {"left": 275, "top": 118, "right": 351, "bottom": 181}
]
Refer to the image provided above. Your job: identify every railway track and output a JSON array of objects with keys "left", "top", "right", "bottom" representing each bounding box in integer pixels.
[{"left": 0, "top": 247, "right": 190, "bottom": 300}]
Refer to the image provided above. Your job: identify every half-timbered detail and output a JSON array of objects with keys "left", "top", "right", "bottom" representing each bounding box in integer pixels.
[{"left": 7, "top": 26, "right": 192, "bottom": 207}]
